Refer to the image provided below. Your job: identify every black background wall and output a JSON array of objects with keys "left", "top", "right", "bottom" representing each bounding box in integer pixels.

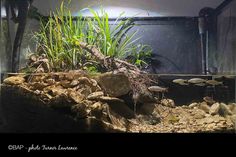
[
  {"left": 110, "top": 17, "right": 202, "bottom": 74},
  {"left": 210, "top": 0, "right": 236, "bottom": 75}
]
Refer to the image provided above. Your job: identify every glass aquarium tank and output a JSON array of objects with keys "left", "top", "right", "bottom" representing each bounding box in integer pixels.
[{"left": 0, "top": 0, "right": 235, "bottom": 133}]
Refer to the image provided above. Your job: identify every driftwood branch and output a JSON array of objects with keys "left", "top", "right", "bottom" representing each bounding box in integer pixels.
[{"left": 78, "top": 41, "right": 141, "bottom": 73}]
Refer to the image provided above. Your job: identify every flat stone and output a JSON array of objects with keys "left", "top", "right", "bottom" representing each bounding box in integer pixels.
[
  {"left": 199, "top": 102, "right": 210, "bottom": 113},
  {"left": 210, "top": 103, "right": 220, "bottom": 115},
  {"left": 68, "top": 91, "right": 84, "bottom": 104},
  {"left": 95, "top": 72, "right": 131, "bottom": 97},
  {"left": 70, "top": 80, "right": 80, "bottom": 87},
  {"left": 3, "top": 76, "right": 25, "bottom": 85},
  {"left": 189, "top": 103, "right": 198, "bottom": 108},
  {"left": 87, "top": 91, "right": 104, "bottom": 100}
]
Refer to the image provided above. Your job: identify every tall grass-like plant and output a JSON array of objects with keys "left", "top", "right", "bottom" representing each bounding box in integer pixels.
[
  {"left": 33, "top": 1, "right": 89, "bottom": 71},
  {"left": 33, "top": 1, "right": 152, "bottom": 72},
  {"left": 89, "top": 8, "right": 140, "bottom": 59}
]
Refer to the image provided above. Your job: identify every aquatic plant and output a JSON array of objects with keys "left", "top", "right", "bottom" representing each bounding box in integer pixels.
[
  {"left": 126, "top": 44, "right": 152, "bottom": 68},
  {"left": 33, "top": 2, "right": 87, "bottom": 71},
  {"left": 88, "top": 8, "right": 140, "bottom": 59},
  {"left": 32, "top": 1, "right": 152, "bottom": 72}
]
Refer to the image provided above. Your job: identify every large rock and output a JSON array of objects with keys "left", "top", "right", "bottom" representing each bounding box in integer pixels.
[
  {"left": 228, "top": 103, "right": 236, "bottom": 115},
  {"left": 199, "top": 102, "right": 210, "bottom": 113},
  {"left": 87, "top": 91, "right": 104, "bottom": 100},
  {"left": 209, "top": 103, "right": 220, "bottom": 115},
  {"left": 95, "top": 72, "right": 131, "bottom": 97},
  {"left": 219, "top": 103, "right": 232, "bottom": 116},
  {"left": 189, "top": 103, "right": 199, "bottom": 108},
  {"left": 3, "top": 76, "right": 25, "bottom": 85}
]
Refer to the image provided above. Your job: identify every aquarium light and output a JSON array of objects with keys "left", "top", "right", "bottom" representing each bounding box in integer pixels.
[
  {"left": 1, "top": 7, "right": 6, "bottom": 18},
  {"left": 76, "top": 6, "right": 162, "bottom": 18}
]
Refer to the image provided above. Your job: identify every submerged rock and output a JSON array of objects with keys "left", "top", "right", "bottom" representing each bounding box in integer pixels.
[
  {"left": 228, "top": 103, "right": 236, "bottom": 115},
  {"left": 189, "top": 102, "right": 199, "bottom": 108},
  {"left": 3, "top": 76, "right": 25, "bottom": 85},
  {"left": 199, "top": 102, "right": 210, "bottom": 113},
  {"left": 219, "top": 103, "right": 232, "bottom": 117},
  {"left": 193, "top": 109, "right": 206, "bottom": 119},
  {"left": 95, "top": 72, "right": 131, "bottom": 97},
  {"left": 161, "top": 99, "right": 175, "bottom": 108},
  {"left": 87, "top": 91, "right": 104, "bottom": 100},
  {"left": 68, "top": 90, "right": 85, "bottom": 104},
  {"left": 209, "top": 103, "right": 220, "bottom": 115}
]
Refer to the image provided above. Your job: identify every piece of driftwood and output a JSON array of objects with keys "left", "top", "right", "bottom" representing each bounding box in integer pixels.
[{"left": 79, "top": 42, "right": 141, "bottom": 73}]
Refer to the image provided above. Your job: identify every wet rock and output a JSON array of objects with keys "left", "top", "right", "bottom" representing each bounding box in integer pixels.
[
  {"left": 67, "top": 90, "right": 85, "bottom": 104},
  {"left": 199, "top": 102, "right": 210, "bottom": 113},
  {"left": 161, "top": 99, "right": 175, "bottom": 108},
  {"left": 219, "top": 103, "right": 232, "bottom": 116},
  {"left": 193, "top": 109, "right": 206, "bottom": 119},
  {"left": 228, "top": 103, "right": 236, "bottom": 115},
  {"left": 70, "top": 80, "right": 80, "bottom": 87},
  {"left": 87, "top": 92, "right": 104, "bottom": 100},
  {"left": 78, "top": 77, "right": 93, "bottom": 86},
  {"left": 95, "top": 72, "right": 131, "bottom": 97},
  {"left": 209, "top": 103, "right": 220, "bottom": 115},
  {"left": 189, "top": 103, "right": 198, "bottom": 108},
  {"left": 3, "top": 76, "right": 25, "bottom": 85},
  {"left": 44, "top": 85, "right": 65, "bottom": 96}
]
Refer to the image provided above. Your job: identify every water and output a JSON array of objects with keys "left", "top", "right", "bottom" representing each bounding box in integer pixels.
[{"left": 0, "top": 72, "right": 235, "bottom": 133}]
